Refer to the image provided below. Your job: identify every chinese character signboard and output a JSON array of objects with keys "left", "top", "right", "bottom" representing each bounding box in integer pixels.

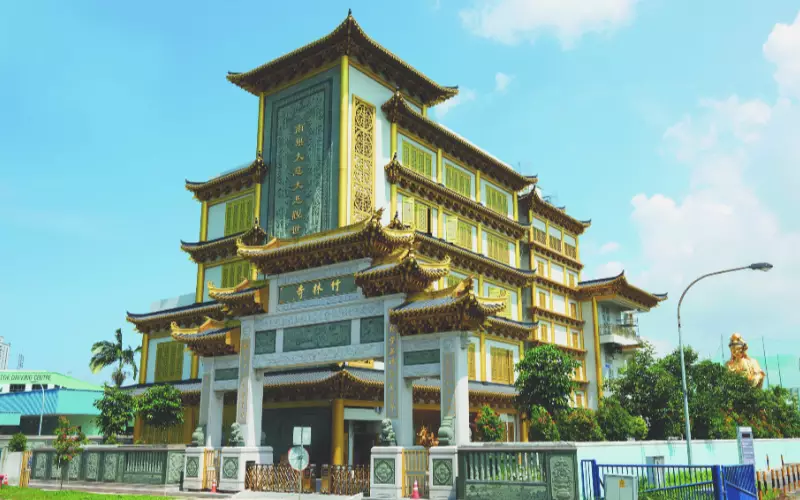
[
  {"left": 271, "top": 82, "right": 333, "bottom": 238},
  {"left": 278, "top": 274, "right": 357, "bottom": 304}
]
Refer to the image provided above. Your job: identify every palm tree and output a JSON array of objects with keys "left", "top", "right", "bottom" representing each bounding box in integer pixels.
[{"left": 90, "top": 329, "right": 141, "bottom": 387}]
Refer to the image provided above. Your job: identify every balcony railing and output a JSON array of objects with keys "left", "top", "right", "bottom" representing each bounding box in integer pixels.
[
  {"left": 599, "top": 323, "right": 639, "bottom": 339},
  {"left": 564, "top": 243, "right": 577, "bottom": 259},
  {"left": 533, "top": 228, "right": 547, "bottom": 245},
  {"left": 549, "top": 236, "right": 562, "bottom": 252}
]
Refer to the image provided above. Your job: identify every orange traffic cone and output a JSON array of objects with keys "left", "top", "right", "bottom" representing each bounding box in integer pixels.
[
  {"left": 211, "top": 477, "right": 217, "bottom": 493},
  {"left": 411, "top": 479, "right": 421, "bottom": 499}
]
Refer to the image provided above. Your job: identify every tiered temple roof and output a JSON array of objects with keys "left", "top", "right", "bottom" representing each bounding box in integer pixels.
[
  {"left": 207, "top": 279, "right": 269, "bottom": 316},
  {"left": 577, "top": 271, "right": 667, "bottom": 311},
  {"left": 126, "top": 301, "right": 225, "bottom": 334},
  {"left": 385, "top": 156, "right": 526, "bottom": 239},
  {"left": 355, "top": 247, "right": 450, "bottom": 297},
  {"left": 226, "top": 13, "right": 458, "bottom": 107},
  {"left": 170, "top": 317, "right": 241, "bottom": 357},
  {"left": 237, "top": 209, "right": 414, "bottom": 275},
  {"left": 518, "top": 187, "right": 591, "bottom": 235},
  {"left": 389, "top": 277, "right": 507, "bottom": 335},
  {"left": 382, "top": 92, "right": 532, "bottom": 191},
  {"left": 185, "top": 157, "right": 267, "bottom": 202},
  {"left": 181, "top": 224, "right": 268, "bottom": 264}
]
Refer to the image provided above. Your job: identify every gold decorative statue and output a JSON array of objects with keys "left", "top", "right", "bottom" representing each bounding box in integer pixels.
[
  {"left": 416, "top": 425, "right": 439, "bottom": 448},
  {"left": 725, "top": 333, "right": 765, "bottom": 388}
]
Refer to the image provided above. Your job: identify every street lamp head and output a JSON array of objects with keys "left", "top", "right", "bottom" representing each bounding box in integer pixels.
[{"left": 749, "top": 262, "right": 773, "bottom": 272}]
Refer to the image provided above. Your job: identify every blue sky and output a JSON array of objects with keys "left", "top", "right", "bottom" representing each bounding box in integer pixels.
[{"left": 2, "top": 0, "right": 799, "bottom": 385}]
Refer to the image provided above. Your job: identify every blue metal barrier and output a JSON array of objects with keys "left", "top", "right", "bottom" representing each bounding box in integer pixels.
[{"left": 580, "top": 460, "right": 757, "bottom": 500}]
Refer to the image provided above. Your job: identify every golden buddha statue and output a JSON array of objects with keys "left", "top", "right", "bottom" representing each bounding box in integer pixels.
[{"left": 725, "top": 333, "right": 765, "bottom": 388}]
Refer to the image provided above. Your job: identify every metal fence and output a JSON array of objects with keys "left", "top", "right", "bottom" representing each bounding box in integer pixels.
[
  {"left": 245, "top": 463, "right": 369, "bottom": 496},
  {"left": 457, "top": 443, "right": 578, "bottom": 500},
  {"left": 29, "top": 446, "right": 185, "bottom": 486},
  {"left": 581, "top": 460, "right": 756, "bottom": 500}
]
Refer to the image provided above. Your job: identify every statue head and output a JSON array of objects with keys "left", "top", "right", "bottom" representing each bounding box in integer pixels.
[
  {"left": 729, "top": 333, "right": 747, "bottom": 360},
  {"left": 191, "top": 426, "right": 205, "bottom": 447},
  {"left": 379, "top": 419, "right": 397, "bottom": 446},
  {"left": 228, "top": 422, "right": 245, "bottom": 447}
]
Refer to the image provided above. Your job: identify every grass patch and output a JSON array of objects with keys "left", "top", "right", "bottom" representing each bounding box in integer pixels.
[{"left": 0, "top": 487, "right": 173, "bottom": 499}]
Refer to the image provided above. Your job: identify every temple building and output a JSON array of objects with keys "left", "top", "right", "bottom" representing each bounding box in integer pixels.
[{"left": 124, "top": 13, "right": 665, "bottom": 466}]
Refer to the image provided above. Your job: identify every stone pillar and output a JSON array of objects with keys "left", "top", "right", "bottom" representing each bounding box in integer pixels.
[
  {"left": 197, "top": 357, "right": 224, "bottom": 448},
  {"left": 439, "top": 333, "right": 470, "bottom": 445},
  {"left": 429, "top": 446, "right": 458, "bottom": 500},
  {"left": 384, "top": 298, "right": 414, "bottom": 446},
  {"left": 331, "top": 398, "right": 345, "bottom": 465},
  {"left": 370, "top": 446, "right": 404, "bottom": 499},
  {"left": 236, "top": 319, "right": 262, "bottom": 447}
]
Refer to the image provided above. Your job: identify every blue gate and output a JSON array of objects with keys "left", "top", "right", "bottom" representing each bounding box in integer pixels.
[{"left": 580, "top": 460, "right": 756, "bottom": 500}]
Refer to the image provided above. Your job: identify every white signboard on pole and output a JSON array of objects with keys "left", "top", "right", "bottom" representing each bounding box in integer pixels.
[{"left": 737, "top": 426, "right": 755, "bottom": 465}]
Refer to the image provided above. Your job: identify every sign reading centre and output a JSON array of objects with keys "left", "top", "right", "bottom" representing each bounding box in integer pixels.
[{"left": 0, "top": 372, "right": 54, "bottom": 384}]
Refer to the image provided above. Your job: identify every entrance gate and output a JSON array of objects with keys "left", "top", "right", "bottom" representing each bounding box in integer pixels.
[
  {"left": 19, "top": 450, "right": 32, "bottom": 488},
  {"left": 402, "top": 448, "right": 429, "bottom": 498},
  {"left": 201, "top": 449, "right": 220, "bottom": 490}
]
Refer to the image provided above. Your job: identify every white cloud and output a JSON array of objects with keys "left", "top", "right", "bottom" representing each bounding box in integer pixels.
[
  {"left": 764, "top": 11, "right": 800, "bottom": 99},
  {"left": 495, "top": 72, "right": 513, "bottom": 92},
  {"left": 625, "top": 16, "right": 800, "bottom": 356},
  {"left": 595, "top": 261, "right": 624, "bottom": 278},
  {"left": 459, "top": 0, "right": 638, "bottom": 48},
  {"left": 433, "top": 88, "right": 477, "bottom": 118},
  {"left": 599, "top": 241, "right": 620, "bottom": 254}
]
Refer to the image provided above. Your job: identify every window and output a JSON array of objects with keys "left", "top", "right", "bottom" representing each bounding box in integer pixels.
[
  {"left": 532, "top": 219, "right": 547, "bottom": 245},
  {"left": 445, "top": 215, "right": 474, "bottom": 249},
  {"left": 401, "top": 196, "right": 432, "bottom": 233},
  {"left": 221, "top": 261, "right": 250, "bottom": 288},
  {"left": 446, "top": 273, "right": 464, "bottom": 288},
  {"left": 538, "top": 291, "right": 548, "bottom": 309},
  {"left": 575, "top": 391, "right": 584, "bottom": 408},
  {"left": 537, "top": 260, "right": 546, "bottom": 276},
  {"left": 568, "top": 273, "right": 577, "bottom": 288},
  {"left": 487, "top": 285, "right": 513, "bottom": 319},
  {"left": 223, "top": 195, "right": 254, "bottom": 236},
  {"left": 31, "top": 384, "right": 44, "bottom": 391},
  {"left": 402, "top": 141, "right": 433, "bottom": 177},
  {"left": 504, "top": 422, "right": 516, "bottom": 442},
  {"left": 9, "top": 384, "right": 25, "bottom": 393},
  {"left": 468, "top": 343, "right": 477, "bottom": 380},
  {"left": 485, "top": 184, "right": 509, "bottom": 215},
  {"left": 490, "top": 347, "right": 514, "bottom": 384},
  {"left": 548, "top": 226, "right": 562, "bottom": 252},
  {"left": 155, "top": 342, "right": 185, "bottom": 382},
  {"left": 445, "top": 164, "right": 472, "bottom": 198},
  {"left": 570, "top": 330, "right": 581, "bottom": 349},
  {"left": 486, "top": 233, "right": 509, "bottom": 264},
  {"left": 539, "top": 324, "right": 549, "bottom": 342},
  {"left": 570, "top": 303, "right": 578, "bottom": 319}
]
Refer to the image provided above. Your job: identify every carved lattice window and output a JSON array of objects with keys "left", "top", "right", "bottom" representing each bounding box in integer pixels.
[{"left": 352, "top": 96, "right": 375, "bottom": 222}]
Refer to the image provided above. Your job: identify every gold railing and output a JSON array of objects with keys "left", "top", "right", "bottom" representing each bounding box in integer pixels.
[
  {"left": 548, "top": 236, "right": 562, "bottom": 252},
  {"left": 246, "top": 463, "right": 308, "bottom": 493},
  {"left": 402, "top": 448, "right": 429, "bottom": 497},
  {"left": 325, "top": 465, "right": 370, "bottom": 496},
  {"left": 245, "top": 464, "right": 369, "bottom": 496},
  {"left": 564, "top": 243, "right": 577, "bottom": 259},
  {"left": 533, "top": 228, "right": 547, "bottom": 245},
  {"left": 202, "top": 449, "right": 220, "bottom": 490}
]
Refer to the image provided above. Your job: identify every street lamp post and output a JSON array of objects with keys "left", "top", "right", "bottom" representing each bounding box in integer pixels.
[{"left": 676, "top": 262, "right": 773, "bottom": 465}]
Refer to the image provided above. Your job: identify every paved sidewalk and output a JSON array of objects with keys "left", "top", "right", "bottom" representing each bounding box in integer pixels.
[
  {"left": 30, "top": 480, "right": 233, "bottom": 498},
  {"left": 233, "top": 493, "right": 362, "bottom": 500}
]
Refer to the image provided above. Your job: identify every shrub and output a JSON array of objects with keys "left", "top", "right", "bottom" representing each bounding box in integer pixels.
[
  {"left": 556, "top": 408, "right": 604, "bottom": 441},
  {"left": 136, "top": 384, "right": 184, "bottom": 436},
  {"left": 474, "top": 405, "right": 505, "bottom": 442},
  {"left": 8, "top": 433, "right": 27, "bottom": 452},
  {"left": 528, "top": 405, "right": 560, "bottom": 441},
  {"left": 597, "top": 398, "right": 648, "bottom": 441},
  {"left": 94, "top": 385, "right": 135, "bottom": 443}
]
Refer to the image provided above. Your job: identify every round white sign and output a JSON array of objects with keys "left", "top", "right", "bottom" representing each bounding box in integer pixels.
[{"left": 288, "top": 445, "right": 309, "bottom": 471}]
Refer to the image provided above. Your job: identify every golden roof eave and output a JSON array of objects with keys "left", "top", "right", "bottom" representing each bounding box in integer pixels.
[
  {"left": 389, "top": 276, "right": 507, "bottom": 335},
  {"left": 531, "top": 306, "right": 585, "bottom": 328},
  {"left": 484, "top": 316, "right": 538, "bottom": 342},
  {"left": 238, "top": 209, "right": 415, "bottom": 275},
  {"left": 126, "top": 302, "right": 226, "bottom": 335},
  {"left": 519, "top": 188, "right": 591, "bottom": 235},
  {"left": 226, "top": 13, "right": 457, "bottom": 106},
  {"left": 355, "top": 247, "right": 450, "bottom": 297},
  {"left": 170, "top": 318, "right": 241, "bottom": 357},
  {"left": 576, "top": 272, "right": 667, "bottom": 310},
  {"left": 185, "top": 158, "right": 267, "bottom": 202},
  {"left": 208, "top": 278, "right": 270, "bottom": 316},
  {"left": 181, "top": 224, "right": 268, "bottom": 264},
  {"left": 528, "top": 239, "right": 584, "bottom": 270},
  {"left": 382, "top": 92, "right": 532, "bottom": 191},
  {"left": 415, "top": 232, "right": 536, "bottom": 287},
  {"left": 385, "top": 158, "right": 526, "bottom": 239}
]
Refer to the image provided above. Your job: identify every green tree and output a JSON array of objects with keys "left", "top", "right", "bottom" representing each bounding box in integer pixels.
[
  {"left": 94, "top": 385, "right": 136, "bottom": 444},
  {"left": 474, "top": 405, "right": 505, "bottom": 442},
  {"left": 596, "top": 398, "right": 648, "bottom": 441},
  {"left": 90, "top": 328, "right": 141, "bottom": 387},
  {"left": 528, "top": 405, "right": 560, "bottom": 441},
  {"left": 515, "top": 345, "right": 579, "bottom": 415},
  {"left": 53, "top": 417, "right": 88, "bottom": 489},
  {"left": 8, "top": 432, "right": 27, "bottom": 452},
  {"left": 555, "top": 408, "right": 604, "bottom": 441},
  {"left": 136, "top": 384, "right": 184, "bottom": 437}
]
